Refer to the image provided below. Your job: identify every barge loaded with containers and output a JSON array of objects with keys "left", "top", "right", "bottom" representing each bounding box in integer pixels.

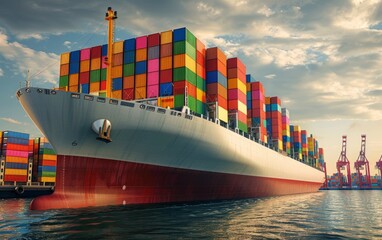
[{"left": 17, "top": 8, "right": 325, "bottom": 210}]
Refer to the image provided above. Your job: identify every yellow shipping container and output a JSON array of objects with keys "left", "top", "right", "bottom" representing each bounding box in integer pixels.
[
  {"left": 135, "top": 87, "right": 147, "bottom": 99},
  {"left": 227, "top": 78, "right": 246, "bottom": 93},
  {"left": 5, "top": 169, "right": 27, "bottom": 176},
  {"left": 196, "top": 88, "right": 205, "bottom": 102},
  {"left": 160, "top": 56, "right": 172, "bottom": 70},
  {"left": 61, "top": 52, "right": 70, "bottom": 64},
  {"left": 111, "top": 90, "right": 122, "bottom": 99},
  {"left": 218, "top": 106, "right": 228, "bottom": 123},
  {"left": 39, "top": 177, "right": 56, "bottom": 183},
  {"left": 90, "top": 82, "right": 100, "bottom": 92},
  {"left": 135, "top": 74, "right": 147, "bottom": 87},
  {"left": 80, "top": 60, "right": 90, "bottom": 73},
  {"left": 238, "top": 101, "right": 247, "bottom": 114},
  {"left": 113, "top": 41, "right": 124, "bottom": 54},
  {"left": 159, "top": 96, "right": 174, "bottom": 108},
  {"left": 90, "top": 58, "right": 101, "bottom": 70},
  {"left": 69, "top": 74, "right": 79, "bottom": 86},
  {"left": 161, "top": 30, "right": 173, "bottom": 44},
  {"left": 136, "top": 48, "right": 147, "bottom": 62}
]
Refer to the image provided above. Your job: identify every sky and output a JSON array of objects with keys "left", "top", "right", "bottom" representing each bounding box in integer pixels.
[{"left": 0, "top": 0, "right": 381, "bottom": 176}]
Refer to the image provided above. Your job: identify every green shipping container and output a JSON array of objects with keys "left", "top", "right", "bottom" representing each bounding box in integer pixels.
[
  {"left": 39, "top": 148, "right": 56, "bottom": 155},
  {"left": 185, "top": 29, "right": 196, "bottom": 47},
  {"left": 101, "top": 69, "right": 107, "bottom": 81},
  {"left": 123, "top": 63, "right": 135, "bottom": 77},
  {"left": 196, "top": 76, "right": 206, "bottom": 91},
  {"left": 188, "top": 96, "right": 197, "bottom": 112},
  {"left": 90, "top": 69, "right": 101, "bottom": 83},
  {"left": 173, "top": 67, "right": 197, "bottom": 85},
  {"left": 173, "top": 41, "right": 196, "bottom": 60},
  {"left": 238, "top": 121, "right": 248, "bottom": 133},
  {"left": 196, "top": 100, "right": 205, "bottom": 115},
  {"left": 174, "top": 94, "right": 185, "bottom": 109},
  {"left": 59, "top": 75, "right": 69, "bottom": 87},
  {"left": 40, "top": 171, "right": 56, "bottom": 177}
]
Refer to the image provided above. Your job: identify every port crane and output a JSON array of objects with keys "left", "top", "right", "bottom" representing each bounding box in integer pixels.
[
  {"left": 354, "top": 135, "right": 371, "bottom": 188},
  {"left": 336, "top": 136, "right": 352, "bottom": 188},
  {"left": 376, "top": 155, "right": 382, "bottom": 187}
]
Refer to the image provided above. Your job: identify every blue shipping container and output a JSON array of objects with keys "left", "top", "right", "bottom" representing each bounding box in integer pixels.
[
  {"left": 69, "top": 62, "right": 80, "bottom": 74},
  {"left": 160, "top": 83, "right": 173, "bottom": 96},
  {"left": 135, "top": 61, "right": 147, "bottom": 74},
  {"left": 5, "top": 162, "right": 28, "bottom": 169},
  {"left": 206, "top": 71, "right": 227, "bottom": 88},
  {"left": 112, "top": 78, "right": 123, "bottom": 90},
  {"left": 81, "top": 84, "right": 89, "bottom": 94},
  {"left": 38, "top": 166, "right": 57, "bottom": 172},
  {"left": 40, "top": 143, "right": 53, "bottom": 149},
  {"left": 102, "top": 44, "right": 108, "bottom": 56},
  {"left": 173, "top": 27, "right": 186, "bottom": 42},
  {"left": 69, "top": 50, "right": 80, "bottom": 63},
  {"left": 3, "top": 131, "right": 29, "bottom": 140},
  {"left": 124, "top": 38, "right": 136, "bottom": 51},
  {"left": 124, "top": 51, "right": 135, "bottom": 64}
]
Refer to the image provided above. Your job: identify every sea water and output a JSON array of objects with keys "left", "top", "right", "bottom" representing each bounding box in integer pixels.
[{"left": 1, "top": 191, "right": 382, "bottom": 239}]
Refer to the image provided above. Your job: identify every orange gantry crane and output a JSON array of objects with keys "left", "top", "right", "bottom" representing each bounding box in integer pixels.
[
  {"left": 336, "top": 136, "right": 352, "bottom": 188},
  {"left": 354, "top": 135, "right": 371, "bottom": 188}
]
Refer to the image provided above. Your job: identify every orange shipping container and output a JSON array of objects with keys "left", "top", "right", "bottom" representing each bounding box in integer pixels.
[
  {"left": 113, "top": 41, "right": 124, "bottom": 54},
  {"left": 60, "top": 64, "right": 69, "bottom": 76},
  {"left": 196, "top": 39, "right": 206, "bottom": 53},
  {"left": 135, "top": 74, "right": 147, "bottom": 87},
  {"left": 111, "top": 90, "right": 122, "bottom": 99},
  {"left": 40, "top": 160, "right": 57, "bottom": 166},
  {"left": 123, "top": 76, "right": 135, "bottom": 89},
  {"left": 159, "top": 96, "right": 174, "bottom": 108},
  {"left": 160, "top": 56, "right": 172, "bottom": 70},
  {"left": 112, "top": 53, "right": 123, "bottom": 66},
  {"left": 161, "top": 30, "right": 173, "bottom": 44},
  {"left": 4, "top": 156, "right": 28, "bottom": 164},
  {"left": 111, "top": 65, "right": 123, "bottom": 78},
  {"left": 69, "top": 74, "right": 79, "bottom": 86},
  {"left": 206, "top": 47, "right": 227, "bottom": 62},
  {"left": 61, "top": 52, "right": 70, "bottom": 64},
  {"left": 135, "top": 87, "right": 147, "bottom": 99},
  {"left": 69, "top": 85, "right": 78, "bottom": 92},
  {"left": 91, "top": 58, "right": 101, "bottom": 70},
  {"left": 136, "top": 48, "right": 147, "bottom": 62},
  {"left": 80, "top": 60, "right": 90, "bottom": 73},
  {"left": 90, "top": 82, "right": 100, "bottom": 92}
]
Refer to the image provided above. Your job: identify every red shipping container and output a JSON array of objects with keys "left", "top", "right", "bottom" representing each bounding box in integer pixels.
[
  {"left": 196, "top": 63, "right": 206, "bottom": 79},
  {"left": 271, "top": 111, "right": 281, "bottom": 119},
  {"left": 91, "top": 46, "right": 102, "bottom": 59},
  {"left": 160, "top": 43, "right": 172, "bottom": 57},
  {"left": 270, "top": 96, "right": 281, "bottom": 105},
  {"left": 206, "top": 47, "right": 227, "bottom": 62},
  {"left": 251, "top": 82, "right": 264, "bottom": 92},
  {"left": 122, "top": 88, "right": 134, "bottom": 100},
  {"left": 173, "top": 81, "right": 196, "bottom": 97},
  {"left": 252, "top": 90, "right": 264, "bottom": 101},
  {"left": 227, "top": 57, "right": 246, "bottom": 72},
  {"left": 79, "top": 72, "right": 90, "bottom": 84},
  {"left": 206, "top": 59, "right": 226, "bottom": 74},
  {"left": 227, "top": 70, "right": 246, "bottom": 83},
  {"left": 148, "top": 33, "right": 160, "bottom": 47},
  {"left": 123, "top": 76, "right": 135, "bottom": 89},
  {"left": 160, "top": 69, "right": 172, "bottom": 83},
  {"left": 196, "top": 51, "right": 205, "bottom": 66},
  {"left": 206, "top": 83, "right": 227, "bottom": 99},
  {"left": 41, "top": 160, "right": 57, "bottom": 166},
  {"left": 252, "top": 99, "right": 264, "bottom": 108},
  {"left": 238, "top": 111, "right": 247, "bottom": 123},
  {"left": 4, "top": 175, "right": 27, "bottom": 182},
  {"left": 3, "top": 143, "right": 29, "bottom": 151},
  {"left": 136, "top": 36, "right": 148, "bottom": 49},
  {"left": 100, "top": 80, "right": 106, "bottom": 90}
]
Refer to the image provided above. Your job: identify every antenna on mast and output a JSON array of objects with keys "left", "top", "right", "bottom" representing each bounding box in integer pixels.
[
  {"left": 26, "top": 70, "right": 31, "bottom": 88},
  {"left": 104, "top": 7, "right": 118, "bottom": 98}
]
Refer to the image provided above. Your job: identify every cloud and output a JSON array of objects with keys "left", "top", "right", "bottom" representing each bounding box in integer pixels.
[
  {"left": 264, "top": 74, "right": 276, "bottom": 79},
  {"left": 16, "top": 33, "right": 45, "bottom": 40},
  {"left": 0, "top": 30, "right": 59, "bottom": 85},
  {"left": 0, "top": 117, "right": 22, "bottom": 125},
  {"left": 0, "top": 68, "right": 3, "bottom": 77}
]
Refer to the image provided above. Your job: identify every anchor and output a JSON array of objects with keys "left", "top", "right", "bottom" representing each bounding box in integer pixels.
[{"left": 92, "top": 119, "right": 112, "bottom": 143}]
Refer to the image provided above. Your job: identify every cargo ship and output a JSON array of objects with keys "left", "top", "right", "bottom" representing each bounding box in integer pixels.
[{"left": 17, "top": 7, "right": 325, "bottom": 210}]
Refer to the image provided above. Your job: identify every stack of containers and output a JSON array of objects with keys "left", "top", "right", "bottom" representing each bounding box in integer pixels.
[
  {"left": 99, "top": 44, "right": 108, "bottom": 95},
  {"left": 196, "top": 39, "right": 206, "bottom": 114},
  {"left": 281, "top": 108, "right": 291, "bottom": 155},
  {"left": 89, "top": 45, "right": 102, "bottom": 95},
  {"left": 246, "top": 75, "right": 267, "bottom": 142},
  {"left": 159, "top": 30, "right": 173, "bottom": 98},
  {"left": 32, "top": 138, "right": 39, "bottom": 182},
  {"left": 37, "top": 138, "right": 57, "bottom": 183},
  {"left": 291, "top": 125, "right": 302, "bottom": 160},
  {"left": 173, "top": 27, "right": 197, "bottom": 112},
  {"left": 266, "top": 97, "right": 283, "bottom": 150},
  {"left": 79, "top": 48, "right": 90, "bottom": 94},
  {"left": 59, "top": 52, "right": 70, "bottom": 91},
  {"left": 111, "top": 41, "right": 124, "bottom": 99},
  {"left": 227, "top": 58, "right": 247, "bottom": 132},
  {"left": 301, "top": 130, "right": 308, "bottom": 162},
  {"left": 123, "top": 38, "right": 136, "bottom": 100},
  {"left": 135, "top": 36, "right": 148, "bottom": 99},
  {"left": 206, "top": 47, "right": 228, "bottom": 123},
  {"left": 68, "top": 50, "right": 80, "bottom": 92},
  {"left": 318, "top": 147, "right": 324, "bottom": 170},
  {"left": 2, "top": 131, "right": 29, "bottom": 183},
  {"left": 314, "top": 139, "right": 319, "bottom": 168},
  {"left": 147, "top": 33, "right": 160, "bottom": 98},
  {"left": 308, "top": 134, "right": 315, "bottom": 165}
]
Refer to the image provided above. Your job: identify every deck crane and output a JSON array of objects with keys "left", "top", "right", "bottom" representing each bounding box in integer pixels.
[
  {"left": 376, "top": 155, "right": 382, "bottom": 187},
  {"left": 354, "top": 135, "right": 371, "bottom": 188},
  {"left": 336, "top": 136, "right": 352, "bottom": 188}
]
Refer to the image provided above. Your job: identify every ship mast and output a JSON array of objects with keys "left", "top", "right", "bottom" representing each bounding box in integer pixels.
[{"left": 105, "top": 7, "right": 117, "bottom": 98}]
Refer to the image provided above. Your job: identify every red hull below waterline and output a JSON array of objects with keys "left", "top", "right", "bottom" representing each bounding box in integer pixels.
[{"left": 30, "top": 155, "right": 322, "bottom": 210}]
